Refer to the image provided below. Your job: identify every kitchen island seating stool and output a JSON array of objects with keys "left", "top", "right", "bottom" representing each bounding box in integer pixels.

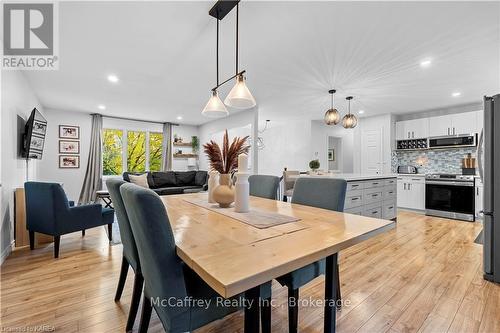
[
  {"left": 120, "top": 183, "right": 243, "bottom": 333},
  {"left": 276, "top": 177, "right": 346, "bottom": 333},
  {"left": 106, "top": 179, "right": 144, "bottom": 332},
  {"left": 24, "top": 182, "right": 114, "bottom": 258}
]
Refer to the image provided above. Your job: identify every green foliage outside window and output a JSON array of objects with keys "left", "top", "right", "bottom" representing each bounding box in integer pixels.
[
  {"left": 149, "top": 132, "right": 163, "bottom": 171},
  {"left": 103, "top": 129, "right": 123, "bottom": 175},
  {"left": 127, "top": 131, "right": 146, "bottom": 173}
]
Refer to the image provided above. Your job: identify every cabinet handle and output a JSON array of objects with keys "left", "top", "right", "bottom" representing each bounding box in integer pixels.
[
  {"left": 388, "top": 206, "right": 394, "bottom": 209},
  {"left": 404, "top": 183, "right": 407, "bottom": 190},
  {"left": 477, "top": 187, "right": 479, "bottom": 195},
  {"left": 447, "top": 128, "right": 450, "bottom": 135},
  {"left": 372, "top": 211, "right": 378, "bottom": 214},
  {"left": 351, "top": 197, "right": 359, "bottom": 201},
  {"left": 453, "top": 127, "right": 456, "bottom": 135},
  {"left": 408, "top": 183, "right": 411, "bottom": 190},
  {"left": 408, "top": 132, "right": 410, "bottom": 139},
  {"left": 372, "top": 194, "right": 378, "bottom": 197},
  {"left": 412, "top": 131, "right": 415, "bottom": 138},
  {"left": 412, "top": 178, "right": 421, "bottom": 181}
]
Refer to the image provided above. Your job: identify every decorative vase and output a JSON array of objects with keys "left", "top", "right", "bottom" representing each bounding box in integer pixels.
[
  {"left": 208, "top": 170, "right": 219, "bottom": 203},
  {"left": 234, "top": 173, "right": 250, "bottom": 213},
  {"left": 213, "top": 174, "right": 235, "bottom": 208}
]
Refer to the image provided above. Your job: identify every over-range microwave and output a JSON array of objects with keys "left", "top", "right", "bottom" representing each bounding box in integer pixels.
[{"left": 428, "top": 134, "right": 477, "bottom": 149}]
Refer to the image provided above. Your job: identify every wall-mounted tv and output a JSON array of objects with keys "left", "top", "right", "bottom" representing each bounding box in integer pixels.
[{"left": 22, "top": 108, "right": 47, "bottom": 159}]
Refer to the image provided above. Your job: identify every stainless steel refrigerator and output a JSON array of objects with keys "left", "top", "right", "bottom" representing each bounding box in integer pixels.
[{"left": 481, "top": 94, "right": 500, "bottom": 283}]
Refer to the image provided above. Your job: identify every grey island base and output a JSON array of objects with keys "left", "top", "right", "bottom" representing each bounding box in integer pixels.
[{"left": 292, "top": 174, "right": 398, "bottom": 220}]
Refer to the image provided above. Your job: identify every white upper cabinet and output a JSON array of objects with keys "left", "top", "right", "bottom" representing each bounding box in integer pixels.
[
  {"left": 395, "top": 118, "right": 429, "bottom": 140},
  {"left": 428, "top": 111, "right": 477, "bottom": 137}
]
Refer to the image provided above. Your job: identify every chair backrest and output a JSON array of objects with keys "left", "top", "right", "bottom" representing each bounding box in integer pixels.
[
  {"left": 106, "top": 178, "right": 140, "bottom": 272},
  {"left": 119, "top": 183, "right": 188, "bottom": 327},
  {"left": 24, "top": 182, "right": 70, "bottom": 234},
  {"left": 283, "top": 170, "right": 300, "bottom": 191},
  {"left": 291, "top": 178, "right": 347, "bottom": 212},
  {"left": 249, "top": 175, "right": 280, "bottom": 200}
]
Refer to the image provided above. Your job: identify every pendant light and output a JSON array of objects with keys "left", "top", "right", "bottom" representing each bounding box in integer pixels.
[
  {"left": 202, "top": 17, "right": 228, "bottom": 117},
  {"left": 324, "top": 89, "right": 340, "bottom": 125},
  {"left": 342, "top": 96, "right": 358, "bottom": 129},
  {"left": 224, "top": 4, "right": 256, "bottom": 109}
]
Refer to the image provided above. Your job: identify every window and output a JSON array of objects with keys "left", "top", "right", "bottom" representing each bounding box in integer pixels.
[
  {"left": 103, "top": 129, "right": 123, "bottom": 176},
  {"left": 102, "top": 129, "right": 163, "bottom": 175}
]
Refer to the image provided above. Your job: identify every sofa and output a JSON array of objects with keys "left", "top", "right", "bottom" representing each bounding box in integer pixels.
[{"left": 123, "top": 170, "right": 208, "bottom": 195}]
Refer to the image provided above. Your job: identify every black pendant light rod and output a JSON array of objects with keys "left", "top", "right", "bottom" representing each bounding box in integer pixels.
[
  {"left": 346, "top": 96, "right": 353, "bottom": 114},
  {"left": 235, "top": 3, "right": 239, "bottom": 75},
  {"left": 216, "top": 18, "right": 219, "bottom": 86},
  {"left": 211, "top": 70, "right": 246, "bottom": 91},
  {"left": 329, "top": 89, "right": 336, "bottom": 108}
]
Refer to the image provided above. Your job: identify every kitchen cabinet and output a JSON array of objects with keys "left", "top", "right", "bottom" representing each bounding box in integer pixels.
[
  {"left": 395, "top": 118, "right": 429, "bottom": 140},
  {"left": 429, "top": 112, "right": 477, "bottom": 137},
  {"left": 476, "top": 179, "right": 483, "bottom": 219},
  {"left": 397, "top": 176, "right": 425, "bottom": 210},
  {"left": 344, "top": 177, "right": 397, "bottom": 220}
]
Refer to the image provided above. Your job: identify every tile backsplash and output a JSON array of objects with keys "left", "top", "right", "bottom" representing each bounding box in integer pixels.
[{"left": 392, "top": 147, "right": 477, "bottom": 175}]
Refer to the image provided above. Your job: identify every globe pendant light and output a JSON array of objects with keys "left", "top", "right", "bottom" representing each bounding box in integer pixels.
[
  {"left": 324, "top": 89, "right": 340, "bottom": 125},
  {"left": 202, "top": 16, "right": 228, "bottom": 117},
  {"left": 342, "top": 96, "right": 358, "bottom": 129},
  {"left": 224, "top": 4, "right": 256, "bottom": 109}
]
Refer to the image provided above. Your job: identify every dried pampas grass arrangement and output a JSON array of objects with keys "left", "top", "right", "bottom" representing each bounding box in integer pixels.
[{"left": 203, "top": 130, "right": 250, "bottom": 174}]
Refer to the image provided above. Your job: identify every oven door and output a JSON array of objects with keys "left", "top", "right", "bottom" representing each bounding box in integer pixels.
[{"left": 425, "top": 181, "right": 475, "bottom": 221}]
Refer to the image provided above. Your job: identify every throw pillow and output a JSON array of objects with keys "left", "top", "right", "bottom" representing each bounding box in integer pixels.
[{"left": 129, "top": 174, "right": 150, "bottom": 188}]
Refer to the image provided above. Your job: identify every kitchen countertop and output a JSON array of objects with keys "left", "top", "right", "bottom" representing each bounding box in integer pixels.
[
  {"left": 292, "top": 173, "right": 398, "bottom": 181},
  {"left": 397, "top": 174, "right": 426, "bottom": 177}
]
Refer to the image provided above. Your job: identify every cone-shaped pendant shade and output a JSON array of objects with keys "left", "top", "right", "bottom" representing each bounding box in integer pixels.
[
  {"left": 224, "top": 74, "right": 256, "bottom": 109},
  {"left": 202, "top": 90, "right": 228, "bottom": 118}
]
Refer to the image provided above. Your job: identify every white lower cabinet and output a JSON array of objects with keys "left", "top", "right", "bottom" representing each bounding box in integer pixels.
[
  {"left": 344, "top": 178, "right": 397, "bottom": 220},
  {"left": 397, "top": 176, "right": 425, "bottom": 210}
]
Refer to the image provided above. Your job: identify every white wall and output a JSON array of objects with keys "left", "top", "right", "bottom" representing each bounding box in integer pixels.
[
  {"left": 310, "top": 120, "right": 354, "bottom": 173},
  {"left": 37, "top": 109, "right": 92, "bottom": 202},
  {"left": 198, "top": 109, "right": 258, "bottom": 173},
  {"left": 1, "top": 71, "right": 43, "bottom": 263}
]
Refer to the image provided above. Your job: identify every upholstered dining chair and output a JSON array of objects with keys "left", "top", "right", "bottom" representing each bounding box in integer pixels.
[
  {"left": 276, "top": 177, "right": 347, "bottom": 333},
  {"left": 24, "top": 182, "right": 114, "bottom": 258},
  {"left": 106, "top": 179, "right": 143, "bottom": 332},
  {"left": 120, "top": 183, "right": 242, "bottom": 333},
  {"left": 282, "top": 170, "right": 300, "bottom": 202},
  {"left": 249, "top": 174, "right": 281, "bottom": 200}
]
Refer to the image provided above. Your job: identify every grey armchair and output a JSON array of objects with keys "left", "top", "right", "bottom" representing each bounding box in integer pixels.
[
  {"left": 276, "top": 177, "right": 347, "bottom": 333},
  {"left": 119, "top": 183, "right": 242, "bottom": 333},
  {"left": 106, "top": 179, "right": 143, "bottom": 332},
  {"left": 24, "top": 182, "right": 114, "bottom": 258}
]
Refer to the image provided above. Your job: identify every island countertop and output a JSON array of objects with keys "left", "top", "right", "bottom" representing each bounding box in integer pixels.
[{"left": 291, "top": 173, "right": 398, "bottom": 181}]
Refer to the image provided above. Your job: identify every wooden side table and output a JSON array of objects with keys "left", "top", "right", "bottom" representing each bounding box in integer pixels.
[{"left": 15, "top": 188, "right": 53, "bottom": 247}]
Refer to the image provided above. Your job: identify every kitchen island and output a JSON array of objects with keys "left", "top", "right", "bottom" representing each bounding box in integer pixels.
[{"left": 291, "top": 173, "right": 398, "bottom": 220}]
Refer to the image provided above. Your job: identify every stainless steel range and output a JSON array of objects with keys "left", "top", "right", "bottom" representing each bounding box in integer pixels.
[{"left": 425, "top": 174, "right": 475, "bottom": 221}]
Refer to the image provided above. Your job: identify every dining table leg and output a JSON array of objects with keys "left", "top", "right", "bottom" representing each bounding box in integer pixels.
[
  {"left": 324, "top": 253, "right": 338, "bottom": 333},
  {"left": 244, "top": 286, "right": 261, "bottom": 333}
]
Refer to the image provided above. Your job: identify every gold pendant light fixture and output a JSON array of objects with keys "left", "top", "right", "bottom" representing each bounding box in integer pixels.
[
  {"left": 324, "top": 89, "right": 340, "bottom": 125},
  {"left": 342, "top": 96, "right": 358, "bottom": 129},
  {"left": 202, "top": 1, "right": 256, "bottom": 117}
]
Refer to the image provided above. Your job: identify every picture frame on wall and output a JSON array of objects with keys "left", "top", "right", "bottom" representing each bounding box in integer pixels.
[
  {"left": 59, "top": 125, "right": 80, "bottom": 139},
  {"left": 328, "top": 149, "right": 335, "bottom": 161},
  {"left": 59, "top": 155, "right": 80, "bottom": 168},
  {"left": 59, "top": 140, "right": 80, "bottom": 154}
]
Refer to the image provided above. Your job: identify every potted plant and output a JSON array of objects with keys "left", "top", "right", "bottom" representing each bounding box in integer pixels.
[
  {"left": 203, "top": 130, "right": 250, "bottom": 207},
  {"left": 191, "top": 136, "right": 199, "bottom": 153},
  {"left": 309, "top": 159, "right": 320, "bottom": 172}
]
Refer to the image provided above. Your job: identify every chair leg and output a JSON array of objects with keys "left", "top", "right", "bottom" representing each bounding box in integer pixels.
[
  {"left": 82, "top": 229, "right": 85, "bottom": 237},
  {"left": 54, "top": 236, "right": 60, "bottom": 258},
  {"left": 126, "top": 272, "right": 144, "bottom": 332},
  {"left": 115, "top": 256, "right": 129, "bottom": 301},
  {"left": 288, "top": 287, "right": 299, "bottom": 333},
  {"left": 107, "top": 223, "right": 113, "bottom": 241},
  {"left": 335, "top": 261, "right": 342, "bottom": 308},
  {"left": 261, "top": 297, "right": 272, "bottom": 333},
  {"left": 139, "top": 294, "right": 152, "bottom": 333},
  {"left": 29, "top": 231, "right": 35, "bottom": 250},
  {"left": 283, "top": 195, "right": 288, "bottom": 202}
]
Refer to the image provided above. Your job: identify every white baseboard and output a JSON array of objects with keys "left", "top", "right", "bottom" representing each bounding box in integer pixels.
[{"left": 0, "top": 240, "right": 15, "bottom": 266}]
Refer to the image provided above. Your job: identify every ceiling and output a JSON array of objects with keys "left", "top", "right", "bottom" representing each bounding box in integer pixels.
[{"left": 24, "top": 1, "right": 500, "bottom": 125}]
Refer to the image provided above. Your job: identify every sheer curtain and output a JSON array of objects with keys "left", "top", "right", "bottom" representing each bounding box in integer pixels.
[
  {"left": 161, "top": 122, "right": 173, "bottom": 171},
  {"left": 79, "top": 114, "right": 103, "bottom": 204}
]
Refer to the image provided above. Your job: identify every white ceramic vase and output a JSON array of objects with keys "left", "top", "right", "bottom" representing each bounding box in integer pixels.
[{"left": 234, "top": 172, "right": 250, "bottom": 213}]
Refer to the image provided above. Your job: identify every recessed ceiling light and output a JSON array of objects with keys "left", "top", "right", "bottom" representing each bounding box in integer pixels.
[
  {"left": 107, "top": 74, "right": 119, "bottom": 83},
  {"left": 452, "top": 92, "right": 461, "bottom": 97},
  {"left": 358, "top": 110, "right": 365, "bottom": 114},
  {"left": 420, "top": 59, "right": 432, "bottom": 67},
  {"left": 176, "top": 116, "right": 183, "bottom": 120},
  {"left": 98, "top": 104, "right": 106, "bottom": 110}
]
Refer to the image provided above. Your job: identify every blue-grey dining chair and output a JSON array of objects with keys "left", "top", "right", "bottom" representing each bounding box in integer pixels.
[
  {"left": 24, "top": 182, "right": 114, "bottom": 258},
  {"left": 276, "top": 177, "right": 347, "bottom": 333},
  {"left": 249, "top": 174, "right": 281, "bottom": 200},
  {"left": 120, "top": 183, "right": 242, "bottom": 333},
  {"left": 106, "top": 179, "right": 143, "bottom": 332}
]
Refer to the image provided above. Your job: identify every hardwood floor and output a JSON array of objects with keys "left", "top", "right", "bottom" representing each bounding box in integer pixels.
[{"left": 1, "top": 211, "right": 499, "bottom": 332}]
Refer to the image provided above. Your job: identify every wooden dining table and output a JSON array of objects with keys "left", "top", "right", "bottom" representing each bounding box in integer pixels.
[{"left": 161, "top": 192, "right": 395, "bottom": 333}]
